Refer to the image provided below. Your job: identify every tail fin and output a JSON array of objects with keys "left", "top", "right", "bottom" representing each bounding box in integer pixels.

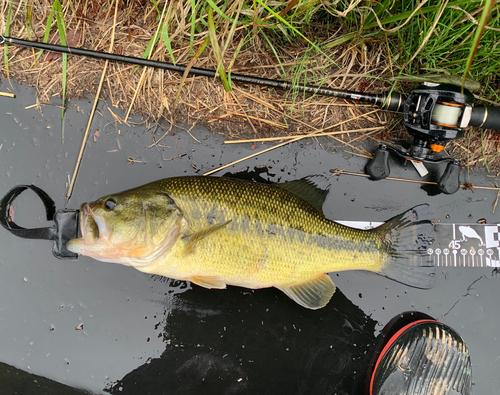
[{"left": 374, "top": 204, "right": 435, "bottom": 289}]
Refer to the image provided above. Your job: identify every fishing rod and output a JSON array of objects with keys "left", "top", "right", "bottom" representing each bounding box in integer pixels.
[
  {"left": 3, "top": 35, "right": 500, "bottom": 193},
  {"left": 1, "top": 35, "right": 402, "bottom": 111}
]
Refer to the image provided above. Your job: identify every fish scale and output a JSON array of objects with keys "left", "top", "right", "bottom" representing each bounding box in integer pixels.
[
  {"left": 137, "top": 177, "right": 385, "bottom": 292},
  {"left": 67, "top": 176, "right": 435, "bottom": 309}
]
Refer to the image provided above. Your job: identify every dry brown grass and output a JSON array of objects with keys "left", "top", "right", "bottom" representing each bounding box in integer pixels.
[
  {"left": 1, "top": 0, "right": 499, "bottom": 173},
  {"left": 0, "top": 1, "right": 401, "bottom": 140}
]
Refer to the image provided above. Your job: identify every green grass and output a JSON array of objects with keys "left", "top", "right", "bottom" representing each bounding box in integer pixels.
[
  {"left": 8, "top": 0, "right": 500, "bottom": 132},
  {"left": 208, "top": 6, "right": 231, "bottom": 91},
  {"left": 53, "top": 0, "right": 67, "bottom": 142},
  {"left": 3, "top": 1, "right": 13, "bottom": 79},
  {"left": 137, "top": 1, "right": 170, "bottom": 72},
  {"left": 322, "top": 0, "right": 500, "bottom": 97},
  {"left": 179, "top": 0, "right": 499, "bottom": 100},
  {"left": 11, "top": 0, "right": 500, "bottom": 97},
  {"left": 461, "top": 0, "right": 496, "bottom": 89},
  {"left": 24, "top": 0, "right": 68, "bottom": 141}
]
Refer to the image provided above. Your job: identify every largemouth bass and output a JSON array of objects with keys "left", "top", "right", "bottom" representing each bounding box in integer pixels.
[{"left": 67, "top": 176, "right": 435, "bottom": 309}]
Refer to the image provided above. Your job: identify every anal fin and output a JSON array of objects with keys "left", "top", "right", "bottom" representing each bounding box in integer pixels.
[
  {"left": 190, "top": 276, "right": 227, "bottom": 289},
  {"left": 277, "top": 274, "right": 336, "bottom": 310}
]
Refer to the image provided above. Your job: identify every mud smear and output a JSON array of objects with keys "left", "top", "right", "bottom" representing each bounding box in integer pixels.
[{"left": 0, "top": 80, "right": 499, "bottom": 394}]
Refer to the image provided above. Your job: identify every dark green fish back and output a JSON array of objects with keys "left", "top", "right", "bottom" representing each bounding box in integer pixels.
[{"left": 149, "top": 176, "right": 371, "bottom": 244}]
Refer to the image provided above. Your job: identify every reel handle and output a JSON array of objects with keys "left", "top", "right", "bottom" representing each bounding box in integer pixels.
[
  {"left": 366, "top": 146, "right": 391, "bottom": 180},
  {"left": 469, "top": 105, "right": 500, "bottom": 130}
]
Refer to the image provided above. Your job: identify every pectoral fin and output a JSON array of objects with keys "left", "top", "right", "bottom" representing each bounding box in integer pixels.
[
  {"left": 183, "top": 220, "right": 231, "bottom": 254},
  {"left": 190, "top": 276, "right": 227, "bottom": 289},
  {"left": 277, "top": 274, "right": 336, "bottom": 310}
]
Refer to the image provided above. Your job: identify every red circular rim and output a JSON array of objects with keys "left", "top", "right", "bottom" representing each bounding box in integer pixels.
[{"left": 369, "top": 319, "right": 439, "bottom": 395}]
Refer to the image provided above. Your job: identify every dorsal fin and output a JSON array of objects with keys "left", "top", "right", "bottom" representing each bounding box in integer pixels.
[{"left": 276, "top": 175, "right": 330, "bottom": 214}]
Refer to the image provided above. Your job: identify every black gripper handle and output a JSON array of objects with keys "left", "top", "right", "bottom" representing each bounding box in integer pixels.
[
  {"left": 366, "top": 146, "right": 390, "bottom": 180},
  {"left": 470, "top": 105, "right": 500, "bottom": 130},
  {"left": 437, "top": 161, "right": 461, "bottom": 194}
]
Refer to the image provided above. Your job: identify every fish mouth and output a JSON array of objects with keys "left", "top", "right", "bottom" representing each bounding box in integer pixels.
[{"left": 80, "top": 203, "right": 111, "bottom": 245}]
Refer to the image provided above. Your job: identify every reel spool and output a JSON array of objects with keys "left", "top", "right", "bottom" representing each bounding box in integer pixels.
[
  {"left": 403, "top": 83, "right": 474, "bottom": 143},
  {"left": 367, "top": 83, "right": 475, "bottom": 194},
  {"left": 432, "top": 102, "right": 465, "bottom": 128}
]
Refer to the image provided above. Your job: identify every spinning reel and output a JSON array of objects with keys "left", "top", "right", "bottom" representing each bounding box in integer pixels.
[{"left": 366, "top": 82, "right": 500, "bottom": 194}]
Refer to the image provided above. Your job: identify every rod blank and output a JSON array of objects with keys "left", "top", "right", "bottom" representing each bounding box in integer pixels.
[{"left": 3, "top": 35, "right": 404, "bottom": 111}]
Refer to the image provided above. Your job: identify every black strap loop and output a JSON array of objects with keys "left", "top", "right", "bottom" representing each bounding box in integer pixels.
[
  {"left": 0, "top": 185, "right": 79, "bottom": 259},
  {"left": 0, "top": 185, "right": 56, "bottom": 240}
]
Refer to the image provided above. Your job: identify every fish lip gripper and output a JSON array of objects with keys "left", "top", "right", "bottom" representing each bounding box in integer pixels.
[{"left": 0, "top": 184, "right": 80, "bottom": 260}]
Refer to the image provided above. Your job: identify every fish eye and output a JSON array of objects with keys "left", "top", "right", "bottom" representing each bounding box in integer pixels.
[{"left": 104, "top": 199, "right": 117, "bottom": 210}]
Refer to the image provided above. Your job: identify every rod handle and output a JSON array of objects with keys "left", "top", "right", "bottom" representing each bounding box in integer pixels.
[
  {"left": 377, "top": 92, "right": 405, "bottom": 112},
  {"left": 469, "top": 105, "right": 500, "bottom": 130}
]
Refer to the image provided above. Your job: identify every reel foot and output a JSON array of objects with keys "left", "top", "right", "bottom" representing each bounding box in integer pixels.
[{"left": 365, "top": 144, "right": 462, "bottom": 194}]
